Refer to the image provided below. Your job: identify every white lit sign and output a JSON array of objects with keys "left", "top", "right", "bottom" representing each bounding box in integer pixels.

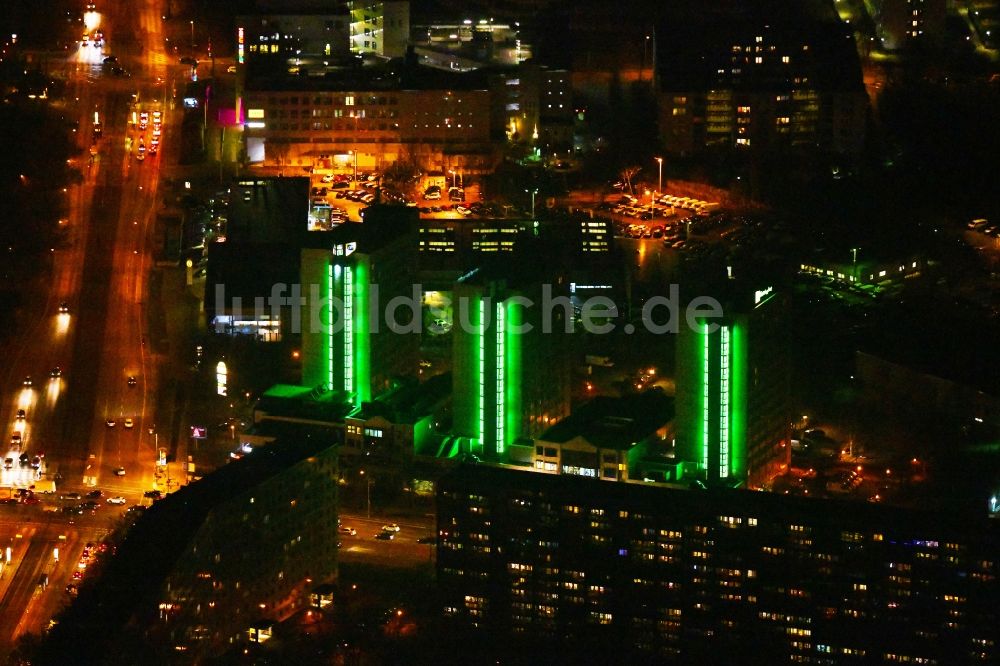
[
  {"left": 754, "top": 286, "right": 774, "bottom": 307},
  {"left": 216, "top": 361, "right": 228, "bottom": 396},
  {"left": 333, "top": 242, "right": 356, "bottom": 257}
]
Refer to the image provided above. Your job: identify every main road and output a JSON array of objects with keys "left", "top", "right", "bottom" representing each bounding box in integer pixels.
[{"left": 0, "top": 0, "right": 175, "bottom": 652}]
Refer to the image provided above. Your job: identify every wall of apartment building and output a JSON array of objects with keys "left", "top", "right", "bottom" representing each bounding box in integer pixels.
[
  {"left": 158, "top": 444, "right": 339, "bottom": 653},
  {"left": 658, "top": 88, "right": 867, "bottom": 156},
  {"left": 437, "top": 465, "right": 1000, "bottom": 662}
]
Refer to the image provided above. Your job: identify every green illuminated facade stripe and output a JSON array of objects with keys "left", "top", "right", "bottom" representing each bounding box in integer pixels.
[
  {"left": 730, "top": 323, "right": 747, "bottom": 479},
  {"left": 504, "top": 300, "right": 521, "bottom": 457},
  {"left": 353, "top": 261, "right": 370, "bottom": 404},
  {"left": 495, "top": 302, "right": 505, "bottom": 455},
  {"left": 701, "top": 323, "right": 710, "bottom": 470},
  {"left": 719, "top": 325, "right": 731, "bottom": 478},
  {"left": 343, "top": 266, "right": 354, "bottom": 394},
  {"left": 327, "top": 263, "right": 335, "bottom": 390},
  {"left": 477, "top": 298, "right": 485, "bottom": 447}
]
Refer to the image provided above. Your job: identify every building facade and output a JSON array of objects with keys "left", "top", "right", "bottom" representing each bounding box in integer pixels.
[
  {"left": 451, "top": 271, "right": 572, "bottom": 461},
  {"left": 657, "top": 22, "right": 867, "bottom": 156},
  {"left": 300, "top": 206, "right": 420, "bottom": 404},
  {"left": 437, "top": 464, "right": 1000, "bottom": 663},
  {"left": 674, "top": 283, "right": 790, "bottom": 487},
  {"left": 242, "top": 69, "right": 495, "bottom": 176}
]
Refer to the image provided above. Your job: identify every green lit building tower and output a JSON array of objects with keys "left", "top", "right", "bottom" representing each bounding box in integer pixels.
[
  {"left": 300, "top": 206, "right": 420, "bottom": 406},
  {"left": 675, "top": 283, "right": 789, "bottom": 487},
  {"left": 452, "top": 269, "right": 572, "bottom": 462}
]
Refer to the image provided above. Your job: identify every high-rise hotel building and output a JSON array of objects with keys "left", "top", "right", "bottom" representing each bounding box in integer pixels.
[
  {"left": 675, "top": 281, "right": 789, "bottom": 487},
  {"left": 451, "top": 266, "right": 572, "bottom": 462},
  {"left": 300, "top": 206, "right": 420, "bottom": 406}
]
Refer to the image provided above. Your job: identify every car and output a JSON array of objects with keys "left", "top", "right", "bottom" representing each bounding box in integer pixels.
[
  {"left": 15, "top": 409, "right": 25, "bottom": 421},
  {"left": 106, "top": 496, "right": 127, "bottom": 505},
  {"left": 424, "top": 190, "right": 441, "bottom": 200},
  {"left": 320, "top": 174, "right": 336, "bottom": 183},
  {"left": 60, "top": 492, "right": 82, "bottom": 501},
  {"left": 62, "top": 506, "right": 84, "bottom": 516},
  {"left": 127, "top": 376, "right": 137, "bottom": 387},
  {"left": 227, "top": 65, "right": 237, "bottom": 74},
  {"left": 80, "top": 501, "right": 99, "bottom": 511},
  {"left": 86, "top": 490, "right": 102, "bottom": 499},
  {"left": 71, "top": 571, "right": 83, "bottom": 580},
  {"left": 381, "top": 523, "right": 401, "bottom": 533},
  {"left": 124, "top": 418, "right": 134, "bottom": 429},
  {"left": 50, "top": 367, "right": 62, "bottom": 379},
  {"left": 102, "top": 55, "right": 117, "bottom": 64},
  {"left": 180, "top": 57, "right": 198, "bottom": 66},
  {"left": 65, "top": 583, "right": 79, "bottom": 596},
  {"left": 0, "top": 498, "right": 18, "bottom": 505},
  {"left": 58, "top": 302, "right": 69, "bottom": 314},
  {"left": 143, "top": 489, "right": 162, "bottom": 499},
  {"left": 126, "top": 505, "right": 145, "bottom": 514},
  {"left": 2, "top": 458, "right": 12, "bottom": 470},
  {"left": 106, "top": 419, "right": 116, "bottom": 428},
  {"left": 30, "top": 457, "right": 40, "bottom": 469},
  {"left": 113, "top": 467, "right": 126, "bottom": 477},
  {"left": 375, "top": 532, "right": 395, "bottom": 540},
  {"left": 86, "top": 2, "right": 96, "bottom": 10},
  {"left": 338, "top": 526, "right": 357, "bottom": 536},
  {"left": 331, "top": 181, "right": 350, "bottom": 189},
  {"left": 22, "top": 376, "right": 32, "bottom": 387},
  {"left": 18, "top": 453, "right": 29, "bottom": 468},
  {"left": 10, "top": 431, "right": 21, "bottom": 446}
]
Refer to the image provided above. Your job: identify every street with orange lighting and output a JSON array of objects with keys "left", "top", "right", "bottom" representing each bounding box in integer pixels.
[{"left": 0, "top": 0, "right": 175, "bottom": 652}]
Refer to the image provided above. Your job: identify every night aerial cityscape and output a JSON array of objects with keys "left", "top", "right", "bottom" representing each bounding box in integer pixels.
[{"left": 0, "top": 0, "right": 998, "bottom": 663}]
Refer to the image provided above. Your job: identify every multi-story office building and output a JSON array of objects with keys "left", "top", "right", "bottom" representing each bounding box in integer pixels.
[
  {"left": 674, "top": 281, "right": 789, "bottom": 487},
  {"left": 657, "top": 16, "right": 867, "bottom": 156},
  {"left": 236, "top": 12, "right": 352, "bottom": 62},
  {"left": 241, "top": 59, "right": 495, "bottom": 177},
  {"left": 239, "top": 1, "right": 409, "bottom": 61},
  {"left": 205, "top": 177, "right": 312, "bottom": 342},
  {"left": 437, "top": 464, "right": 1000, "bottom": 663},
  {"left": 411, "top": 20, "right": 529, "bottom": 71},
  {"left": 489, "top": 63, "right": 573, "bottom": 149},
  {"left": 39, "top": 438, "right": 339, "bottom": 662},
  {"left": 300, "top": 205, "right": 420, "bottom": 405},
  {"left": 451, "top": 266, "right": 572, "bottom": 462}
]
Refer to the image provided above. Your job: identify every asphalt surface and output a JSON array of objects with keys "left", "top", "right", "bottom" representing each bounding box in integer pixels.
[{"left": 0, "top": 0, "right": 173, "bottom": 651}]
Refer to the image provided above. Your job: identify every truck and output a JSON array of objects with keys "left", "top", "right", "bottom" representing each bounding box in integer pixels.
[{"left": 32, "top": 479, "right": 56, "bottom": 494}]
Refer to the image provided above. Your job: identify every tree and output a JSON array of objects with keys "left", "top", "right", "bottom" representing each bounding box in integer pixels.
[{"left": 618, "top": 166, "right": 642, "bottom": 196}]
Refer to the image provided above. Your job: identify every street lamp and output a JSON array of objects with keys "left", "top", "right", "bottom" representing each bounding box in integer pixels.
[
  {"left": 654, "top": 156, "right": 663, "bottom": 195},
  {"left": 349, "top": 149, "right": 357, "bottom": 182},
  {"left": 359, "top": 469, "right": 371, "bottom": 518},
  {"left": 526, "top": 188, "right": 538, "bottom": 219},
  {"left": 190, "top": 21, "right": 195, "bottom": 49}
]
